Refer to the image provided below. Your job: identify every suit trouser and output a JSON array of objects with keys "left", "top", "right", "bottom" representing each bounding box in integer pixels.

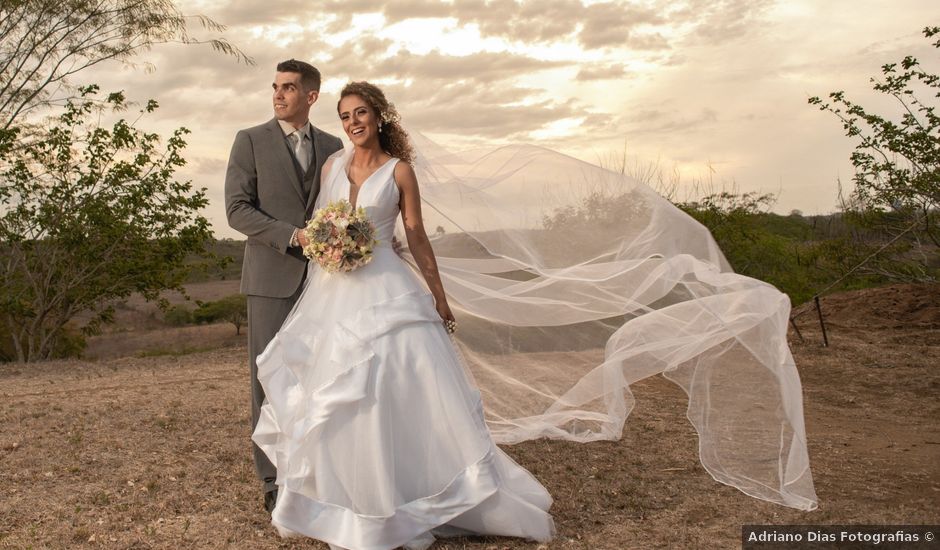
[{"left": 247, "top": 280, "right": 304, "bottom": 493}]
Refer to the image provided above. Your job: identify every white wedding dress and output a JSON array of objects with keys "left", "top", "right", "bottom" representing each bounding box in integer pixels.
[{"left": 252, "top": 150, "right": 556, "bottom": 550}]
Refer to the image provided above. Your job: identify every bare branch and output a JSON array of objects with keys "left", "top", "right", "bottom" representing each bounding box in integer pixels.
[{"left": 0, "top": 0, "right": 251, "bottom": 131}]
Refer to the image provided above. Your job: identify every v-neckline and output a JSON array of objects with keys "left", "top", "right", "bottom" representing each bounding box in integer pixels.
[{"left": 346, "top": 155, "right": 396, "bottom": 209}]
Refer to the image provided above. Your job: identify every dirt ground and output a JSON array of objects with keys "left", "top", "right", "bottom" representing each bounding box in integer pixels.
[{"left": 1, "top": 284, "right": 938, "bottom": 549}]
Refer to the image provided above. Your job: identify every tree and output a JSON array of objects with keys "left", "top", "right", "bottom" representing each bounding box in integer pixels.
[
  {"left": 809, "top": 26, "right": 940, "bottom": 248},
  {"left": 540, "top": 187, "right": 873, "bottom": 304},
  {"left": 0, "top": 0, "right": 250, "bottom": 130},
  {"left": 213, "top": 294, "right": 247, "bottom": 335},
  {"left": 0, "top": 86, "right": 215, "bottom": 362},
  {"left": 192, "top": 294, "right": 246, "bottom": 335}
]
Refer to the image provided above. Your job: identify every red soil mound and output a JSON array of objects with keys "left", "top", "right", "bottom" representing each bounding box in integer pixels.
[{"left": 808, "top": 283, "right": 940, "bottom": 329}]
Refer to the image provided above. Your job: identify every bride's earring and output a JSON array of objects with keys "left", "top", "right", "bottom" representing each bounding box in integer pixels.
[{"left": 378, "top": 122, "right": 383, "bottom": 133}]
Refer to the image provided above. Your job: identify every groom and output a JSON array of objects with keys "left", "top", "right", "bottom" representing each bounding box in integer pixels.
[{"left": 224, "top": 59, "right": 343, "bottom": 513}]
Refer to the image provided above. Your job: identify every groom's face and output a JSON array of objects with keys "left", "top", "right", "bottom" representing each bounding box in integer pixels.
[{"left": 272, "top": 71, "right": 318, "bottom": 125}]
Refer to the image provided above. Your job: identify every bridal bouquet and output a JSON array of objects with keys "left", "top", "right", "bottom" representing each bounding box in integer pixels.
[{"left": 303, "top": 200, "right": 377, "bottom": 273}]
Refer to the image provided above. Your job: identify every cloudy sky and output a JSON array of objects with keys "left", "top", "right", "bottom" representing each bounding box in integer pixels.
[{"left": 83, "top": 0, "right": 937, "bottom": 239}]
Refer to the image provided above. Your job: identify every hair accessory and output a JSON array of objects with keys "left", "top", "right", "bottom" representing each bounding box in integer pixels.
[{"left": 380, "top": 103, "right": 401, "bottom": 125}]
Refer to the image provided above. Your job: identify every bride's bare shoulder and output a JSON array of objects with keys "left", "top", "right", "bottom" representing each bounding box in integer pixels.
[{"left": 393, "top": 159, "right": 417, "bottom": 188}]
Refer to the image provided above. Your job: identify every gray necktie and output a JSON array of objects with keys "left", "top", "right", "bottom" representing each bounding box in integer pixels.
[{"left": 291, "top": 131, "right": 310, "bottom": 173}]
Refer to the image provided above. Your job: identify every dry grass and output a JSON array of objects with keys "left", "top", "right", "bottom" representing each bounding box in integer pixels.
[
  {"left": 1, "top": 285, "right": 938, "bottom": 549},
  {"left": 82, "top": 280, "right": 244, "bottom": 361}
]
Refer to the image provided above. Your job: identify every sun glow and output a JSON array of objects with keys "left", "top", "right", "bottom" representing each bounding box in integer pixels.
[{"left": 529, "top": 117, "right": 587, "bottom": 140}]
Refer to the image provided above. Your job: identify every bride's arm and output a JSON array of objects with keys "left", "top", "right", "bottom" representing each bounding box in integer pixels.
[{"left": 395, "top": 161, "right": 455, "bottom": 323}]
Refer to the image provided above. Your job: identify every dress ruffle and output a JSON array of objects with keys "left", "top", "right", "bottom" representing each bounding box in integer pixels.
[{"left": 253, "top": 258, "right": 555, "bottom": 548}]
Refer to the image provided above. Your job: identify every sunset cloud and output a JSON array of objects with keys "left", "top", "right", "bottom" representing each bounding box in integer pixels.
[
  {"left": 578, "top": 2, "right": 666, "bottom": 49},
  {"left": 674, "top": 0, "right": 776, "bottom": 45},
  {"left": 76, "top": 0, "right": 936, "bottom": 237},
  {"left": 327, "top": 49, "right": 567, "bottom": 83},
  {"left": 575, "top": 63, "right": 631, "bottom": 81}
]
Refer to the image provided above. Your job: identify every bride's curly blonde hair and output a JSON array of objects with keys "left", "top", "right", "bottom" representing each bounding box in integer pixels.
[{"left": 338, "top": 81, "right": 414, "bottom": 165}]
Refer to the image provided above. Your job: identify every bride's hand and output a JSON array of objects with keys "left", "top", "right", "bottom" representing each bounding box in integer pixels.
[
  {"left": 436, "top": 300, "right": 456, "bottom": 333},
  {"left": 436, "top": 300, "right": 454, "bottom": 322}
]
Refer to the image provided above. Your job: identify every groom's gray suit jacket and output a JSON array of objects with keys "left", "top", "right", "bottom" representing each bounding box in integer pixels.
[{"left": 225, "top": 118, "right": 343, "bottom": 297}]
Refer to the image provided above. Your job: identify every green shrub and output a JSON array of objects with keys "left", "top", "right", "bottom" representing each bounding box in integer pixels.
[{"left": 164, "top": 305, "right": 193, "bottom": 326}]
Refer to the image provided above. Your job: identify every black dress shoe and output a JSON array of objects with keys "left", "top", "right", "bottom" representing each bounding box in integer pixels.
[{"left": 264, "top": 488, "right": 278, "bottom": 513}]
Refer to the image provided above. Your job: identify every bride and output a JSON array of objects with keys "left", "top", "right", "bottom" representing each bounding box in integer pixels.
[
  {"left": 254, "top": 81, "right": 818, "bottom": 549},
  {"left": 251, "top": 81, "right": 556, "bottom": 549}
]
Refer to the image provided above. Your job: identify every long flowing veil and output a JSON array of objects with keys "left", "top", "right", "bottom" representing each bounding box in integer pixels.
[{"left": 397, "top": 133, "right": 818, "bottom": 511}]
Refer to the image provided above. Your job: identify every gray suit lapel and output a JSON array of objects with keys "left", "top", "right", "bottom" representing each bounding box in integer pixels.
[{"left": 266, "top": 119, "right": 306, "bottom": 204}]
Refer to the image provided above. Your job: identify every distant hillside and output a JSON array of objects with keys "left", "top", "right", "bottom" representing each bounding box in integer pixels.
[
  {"left": 194, "top": 210, "right": 938, "bottom": 306},
  {"left": 185, "top": 238, "right": 245, "bottom": 283}
]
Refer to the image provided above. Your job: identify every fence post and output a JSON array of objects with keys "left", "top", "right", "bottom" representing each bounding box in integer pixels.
[{"left": 814, "top": 296, "right": 829, "bottom": 347}]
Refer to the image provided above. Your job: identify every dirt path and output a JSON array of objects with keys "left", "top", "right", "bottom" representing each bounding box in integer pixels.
[{"left": 1, "top": 297, "right": 938, "bottom": 548}]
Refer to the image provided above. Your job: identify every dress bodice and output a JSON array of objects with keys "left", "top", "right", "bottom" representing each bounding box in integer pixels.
[{"left": 317, "top": 150, "right": 401, "bottom": 247}]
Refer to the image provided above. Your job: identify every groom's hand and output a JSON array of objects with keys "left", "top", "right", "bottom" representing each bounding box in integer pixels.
[
  {"left": 294, "top": 228, "right": 310, "bottom": 248},
  {"left": 391, "top": 236, "right": 406, "bottom": 256}
]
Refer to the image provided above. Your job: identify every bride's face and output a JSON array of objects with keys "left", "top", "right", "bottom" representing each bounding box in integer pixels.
[{"left": 339, "top": 94, "right": 379, "bottom": 147}]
